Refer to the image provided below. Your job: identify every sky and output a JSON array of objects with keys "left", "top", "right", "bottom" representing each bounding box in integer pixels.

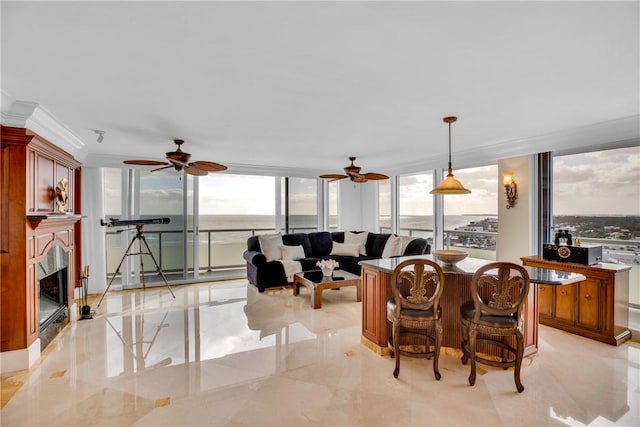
[{"left": 104, "top": 145, "right": 639, "bottom": 217}]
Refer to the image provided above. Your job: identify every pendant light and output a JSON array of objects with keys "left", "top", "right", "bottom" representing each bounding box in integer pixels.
[{"left": 430, "top": 116, "right": 471, "bottom": 195}]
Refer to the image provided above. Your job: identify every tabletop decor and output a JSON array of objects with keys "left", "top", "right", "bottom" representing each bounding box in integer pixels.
[{"left": 317, "top": 259, "right": 339, "bottom": 276}]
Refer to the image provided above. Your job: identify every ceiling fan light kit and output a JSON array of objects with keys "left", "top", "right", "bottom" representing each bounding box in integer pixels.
[
  {"left": 430, "top": 116, "right": 471, "bottom": 195},
  {"left": 320, "top": 156, "right": 389, "bottom": 183},
  {"left": 123, "top": 139, "right": 227, "bottom": 176}
]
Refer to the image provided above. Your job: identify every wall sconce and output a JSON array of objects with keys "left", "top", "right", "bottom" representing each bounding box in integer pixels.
[{"left": 503, "top": 172, "right": 517, "bottom": 209}]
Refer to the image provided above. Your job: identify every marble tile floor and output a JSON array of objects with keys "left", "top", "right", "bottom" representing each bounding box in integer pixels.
[{"left": 1, "top": 279, "right": 639, "bottom": 426}]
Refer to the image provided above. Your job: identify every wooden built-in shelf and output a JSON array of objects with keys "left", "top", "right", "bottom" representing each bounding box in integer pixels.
[{"left": 27, "top": 214, "right": 83, "bottom": 229}]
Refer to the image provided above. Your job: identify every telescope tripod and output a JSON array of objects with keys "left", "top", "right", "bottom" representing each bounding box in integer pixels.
[{"left": 97, "top": 224, "right": 175, "bottom": 308}]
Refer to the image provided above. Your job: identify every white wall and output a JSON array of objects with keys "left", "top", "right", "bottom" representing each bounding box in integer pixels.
[
  {"left": 338, "top": 180, "right": 379, "bottom": 232},
  {"left": 496, "top": 155, "right": 534, "bottom": 262}
]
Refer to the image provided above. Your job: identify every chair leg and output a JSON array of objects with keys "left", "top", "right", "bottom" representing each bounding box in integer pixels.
[
  {"left": 460, "top": 321, "right": 469, "bottom": 365},
  {"left": 392, "top": 320, "right": 401, "bottom": 378},
  {"left": 468, "top": 325, "right": 477, "bottom": 386},
  {"left": 515, "top": 329, "right": 525, "bottom": 393},
  {"left": 433, "top": 323, "right": 442, "bottom": 381}
]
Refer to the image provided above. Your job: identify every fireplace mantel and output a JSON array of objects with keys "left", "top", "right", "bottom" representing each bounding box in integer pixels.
[{"left": 27, "top": 214, "right": 83, "bottom": 229}]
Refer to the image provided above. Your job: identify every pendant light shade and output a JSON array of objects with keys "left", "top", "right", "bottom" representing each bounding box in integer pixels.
[{"left": 430, "top": 116, "right": 471, "bottom": 195}]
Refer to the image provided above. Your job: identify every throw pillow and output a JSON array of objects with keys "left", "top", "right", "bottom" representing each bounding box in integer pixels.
[
  {"left": 344, "top": 231, "right": 369, "bottom": 255},
  {"left": 281, "top": 244, "right": 305, "bottom": 261},
  {"left": 381, "top": 234, "right": 402, "bottom": 258},
  {"left": 330, "top": 242, "right": 361, "bottom": 257},
  {"left": 258, "top": 233, "right": 283, "bottom": 262}
]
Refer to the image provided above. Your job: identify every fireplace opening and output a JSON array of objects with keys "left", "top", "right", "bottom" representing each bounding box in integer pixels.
[{"left": 38, "top": 245, "right": 70, "bottom": 350}]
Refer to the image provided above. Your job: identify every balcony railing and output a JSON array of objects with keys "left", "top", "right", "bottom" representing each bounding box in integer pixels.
[{"left": 107, "top": 228, "right": 638, "bottom": 306}]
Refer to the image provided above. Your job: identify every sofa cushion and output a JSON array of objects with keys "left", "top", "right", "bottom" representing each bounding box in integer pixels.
[
  {"left": 282, "top": 233, "right": 313, "bottom": 257},
  {"left": 309, "top": 232, "right": 333, "bottom": 256},
  {"left": 382, "top": 235, "right": 402, "bottom": 258},
  {"left": 330, "top": 242, "right": 361, "bottom": 257},
  {"left": 281, "top": 244, "right": 305, "bottom": 260},
  {"left": 344, "top": 231, "right": 368, "bottom": 255},
  {"left": 370, "top": 234, "right": 391, "bottom": 257},
  {"left": 259, "top": 233, "right": 283, "bottom": 261}
]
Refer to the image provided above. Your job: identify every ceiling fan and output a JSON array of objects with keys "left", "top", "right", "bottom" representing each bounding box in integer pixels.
[
  {"left": 123, "top": 139, "right": 227, "bottom": 176},
  {"left": 320, "top": 157, "right": 389, "bottom": 183}
]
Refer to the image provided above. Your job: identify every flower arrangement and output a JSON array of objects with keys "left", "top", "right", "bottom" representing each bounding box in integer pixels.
[{"left": 317, "top": 259, "right": 339, "bottom": 276}]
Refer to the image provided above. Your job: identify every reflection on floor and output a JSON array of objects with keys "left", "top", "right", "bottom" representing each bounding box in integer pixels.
[{"left": 2, "top": 280, "right": 639, "bottom": 426}]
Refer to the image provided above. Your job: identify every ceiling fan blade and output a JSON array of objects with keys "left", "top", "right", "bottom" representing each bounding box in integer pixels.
[
  {"left": 123, "top": 160, "right": 169, "bottom": 166},
  {"left": 150, "top": 165, "right": 174, "bottom": 173},
  {"left": 352, "top": 174, "right": 368, "bottom": 183},
  {"left": 185, "top": 166, "right": 208, "bottom": 176},
  {"left": 363, "top": 172, "right": 389, "bottom": 180},
  {"left": 320, "top": 174, "right": 348, "bottom": 180},
  {"left": 191, "top": 161, "right": 227, "bottom": 172}
]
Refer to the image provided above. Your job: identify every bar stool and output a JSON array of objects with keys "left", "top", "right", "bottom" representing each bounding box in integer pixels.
[
  {"left": 460, "top": 262, "right": 530, "bottom": 392},
  {"left": 386, "top": 258, "right": 445, "bottom": 380}
]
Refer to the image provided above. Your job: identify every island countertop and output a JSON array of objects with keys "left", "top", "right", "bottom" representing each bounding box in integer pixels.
[{"left": 360, "top": 254, "right": 586, "bottom": 286}]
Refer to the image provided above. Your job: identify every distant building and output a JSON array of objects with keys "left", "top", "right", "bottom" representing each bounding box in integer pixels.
[{"left": 455, "top": 225, "right": 484, "bottom": 232}]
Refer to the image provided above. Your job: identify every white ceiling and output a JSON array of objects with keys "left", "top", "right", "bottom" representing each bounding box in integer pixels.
[{"left": 2, "top": 1, "right": 638, "bottom": 177}]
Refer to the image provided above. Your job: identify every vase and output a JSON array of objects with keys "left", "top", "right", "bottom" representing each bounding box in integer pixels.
[{"left": 321, "top": 267, "right": 333, "bottom": 277}]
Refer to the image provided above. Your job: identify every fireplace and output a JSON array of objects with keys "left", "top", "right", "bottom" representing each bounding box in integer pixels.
[{"left": 38, "top": 245, "right": 70, "bottom": 349}]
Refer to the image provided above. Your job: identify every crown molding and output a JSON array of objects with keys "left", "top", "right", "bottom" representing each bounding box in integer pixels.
[
  {"left": 388, "top": 115, "right": 640, "bottom": 175},
  {"left": 1, "top": 100, "right": 88, "bottom": 161},
  {"left": 83, "top": 153, "right": 327, "bottom": 179}
]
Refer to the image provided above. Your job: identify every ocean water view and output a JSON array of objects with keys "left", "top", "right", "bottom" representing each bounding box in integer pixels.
[{"left": 105, "top": 214, "right": 639, "bottom": 276}]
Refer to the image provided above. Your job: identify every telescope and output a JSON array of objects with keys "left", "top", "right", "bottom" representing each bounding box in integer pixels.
[{"left": 100, "top": 217, "right": 171, "bottom": 227}]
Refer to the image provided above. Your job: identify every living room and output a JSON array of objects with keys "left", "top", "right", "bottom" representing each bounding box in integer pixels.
[{"left": 1, "top": 1, "right": 639, "bottom": 425}]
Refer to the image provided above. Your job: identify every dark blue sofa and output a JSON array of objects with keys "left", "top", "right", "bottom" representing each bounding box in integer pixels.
[{"left": 243, "top": 231, "right": 430, "bottom": 292}]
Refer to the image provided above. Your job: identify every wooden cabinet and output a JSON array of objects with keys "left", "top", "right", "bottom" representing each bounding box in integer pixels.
[{"left": 521, "top": 256, "right": 631, "bottom": 346}]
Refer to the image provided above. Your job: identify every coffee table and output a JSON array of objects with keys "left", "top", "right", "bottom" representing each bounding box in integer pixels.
[{"left": 292, "top": 270, "right": 361, "bottom": 309}]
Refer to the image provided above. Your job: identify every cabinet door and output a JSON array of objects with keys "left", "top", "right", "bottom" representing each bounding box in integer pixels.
[
  {"left": 538, "top": 285, "right": 554, "bottom": 318},
  {"left": 361, "top": 268, "right": 383, "bottom": 346},
  {"left": 555, "top": 284, "right": 575, "bottom": 323},
  {"left": 576, "top": 279, "right": 600, "bottom": 330}
]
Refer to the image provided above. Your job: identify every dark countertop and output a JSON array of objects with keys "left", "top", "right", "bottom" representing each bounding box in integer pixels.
[{"left": 360, "top": 254, "right": 586, "bottom": 286}]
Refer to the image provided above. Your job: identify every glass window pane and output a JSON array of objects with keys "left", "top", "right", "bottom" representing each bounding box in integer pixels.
[
  {"left": 285, "top": 177, "right": 318, "bottom": 233},
  {"left": 378, "top": 179, "right": 391, "bottom": 233},
  {"left": 199, "top": 174, "right": 276, "bottom": 271},
  {"left": 328, "top": 181, "right": 338, "bottom": 230},
  {"left": 443, "top": 165, "right": 498, "bottom": 260},
  {"left": 398, "top": 173, "right": 433, "bottom": 241}
]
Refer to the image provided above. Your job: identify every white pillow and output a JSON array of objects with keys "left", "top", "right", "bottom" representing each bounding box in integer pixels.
[
  {"left": 330, "top": 242, "right": 361, "bottom": 257},
  {"left": 281, "top": 244, "right": 305, "bottom": 261},
  {"left": 398, "top": 236, "right": 415, "bottom": 255},
  {"left": 258, "top": 233, "right": 283, "bottom": 262},
  {"left": 382, "top": 235, "right": 402, "bottom": 258},
  {"left": 344, "top": 231, "right": 368, "bottom": 255}
]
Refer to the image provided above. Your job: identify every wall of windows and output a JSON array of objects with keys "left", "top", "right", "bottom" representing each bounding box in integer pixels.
[
  {"left": 552, "top": 145, "right": 640, "bottom": 306},
  {"left": 104, "top": 170, "right": 326, "bottom": 285}
]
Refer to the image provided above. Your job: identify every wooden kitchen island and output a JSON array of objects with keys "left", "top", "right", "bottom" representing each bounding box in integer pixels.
[{"left": 359, "top": 255, "right": 585, "bottom": 358}]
